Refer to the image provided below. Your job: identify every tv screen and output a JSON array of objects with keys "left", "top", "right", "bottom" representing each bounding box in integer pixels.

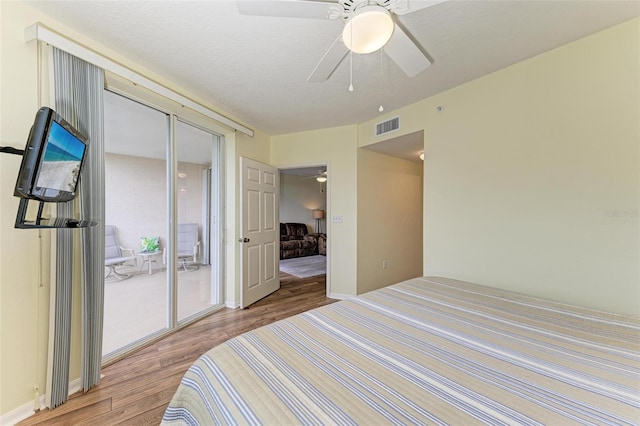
[{"left": 14, "top": 107, "right": 87, "bottom": 203}]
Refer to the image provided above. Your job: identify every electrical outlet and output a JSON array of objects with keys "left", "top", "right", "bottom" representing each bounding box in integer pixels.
[{"left": 382, "top": 260, "right": 388, "bottom": 270}]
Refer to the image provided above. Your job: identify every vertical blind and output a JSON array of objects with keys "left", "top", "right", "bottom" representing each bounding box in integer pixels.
[{"left": 48, "top": 47, "right": 105, "bottom": 408}]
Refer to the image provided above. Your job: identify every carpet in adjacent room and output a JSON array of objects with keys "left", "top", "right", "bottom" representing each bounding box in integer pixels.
[{"left": 280, "top": 255, "right": 326, "bottom": 278}]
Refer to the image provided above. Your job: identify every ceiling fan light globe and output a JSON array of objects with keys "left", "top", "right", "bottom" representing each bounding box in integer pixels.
[
  {"left": 316, "top": 176, "right": 327, "bottom": 183},
  {"left": 342, "top": 6, "right": 394, "bottom": 54}
]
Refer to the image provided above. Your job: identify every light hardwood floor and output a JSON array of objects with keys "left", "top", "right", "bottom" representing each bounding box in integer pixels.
[{"left": 19, "top": 272, "right": 335, "bottom": 425}]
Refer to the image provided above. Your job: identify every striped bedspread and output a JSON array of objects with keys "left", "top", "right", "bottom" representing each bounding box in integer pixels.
[{"left": 163, "top": 276, "right": 640, "bottom": 425}]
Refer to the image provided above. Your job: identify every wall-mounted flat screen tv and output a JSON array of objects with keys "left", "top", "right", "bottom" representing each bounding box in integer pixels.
[{"left": 14, "top": 107, "right": 87, "bottom": 203}]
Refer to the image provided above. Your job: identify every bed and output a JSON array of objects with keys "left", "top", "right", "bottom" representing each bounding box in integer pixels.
[{"left": 162, "top": 276, "right": 640, "bottom": 425}]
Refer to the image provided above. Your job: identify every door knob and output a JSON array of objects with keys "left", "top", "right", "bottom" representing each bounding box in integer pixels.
[{"left": 238, "top": 237, "right": 250, "bottom": 243}]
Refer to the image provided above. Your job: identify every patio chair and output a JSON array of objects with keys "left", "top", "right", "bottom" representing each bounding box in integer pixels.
[
  {"left": 105, "top": 225, "right": 137, "bottom": 280},
  {"left": 178, "top": 223, "right": 200, "bottom": 271},
  {"left": 163, "top": 223, "right": 200, "bottom": 272}
]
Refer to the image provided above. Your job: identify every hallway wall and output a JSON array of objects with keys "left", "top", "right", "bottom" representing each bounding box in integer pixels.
[{"left": 279, "top": 173, "right": 326, "bottom": 233}]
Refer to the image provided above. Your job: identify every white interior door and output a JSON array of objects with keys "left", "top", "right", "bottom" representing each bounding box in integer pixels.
[{"left": 240, "top": 157, "right": 280, "bottom": 308}]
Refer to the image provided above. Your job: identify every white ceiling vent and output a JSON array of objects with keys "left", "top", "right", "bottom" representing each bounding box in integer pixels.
[{"left": 375, "top": 117, "right": 400, "bottom": 136}]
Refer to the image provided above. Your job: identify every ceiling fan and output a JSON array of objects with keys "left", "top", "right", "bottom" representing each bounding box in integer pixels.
[
  {"left": 302, "top": 170, "right": 328, "bottom": 182},
  {"left": 236, "top": 0, "right": 446, "bottom": 82}
]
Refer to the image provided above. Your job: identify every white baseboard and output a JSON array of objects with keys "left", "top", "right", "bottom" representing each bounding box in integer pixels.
[
  {"left": 225, "top": 300, "right": 239, "bottom": 309},
  {"left": 328, "top": 292, "right": 353, "bottom": 300},
  {"left": 1, "top": 378, "right": 82, "bottom": 425},
  {"left": 1, "top": 402, "right": 34, "bottom": 426},
  {"left": 67, "top": 378, "right": 83, "bottom": 404}
]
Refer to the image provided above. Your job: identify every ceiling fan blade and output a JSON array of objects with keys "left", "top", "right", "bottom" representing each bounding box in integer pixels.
[
  {"left": 384, "top": 24, "right": 431, "bottom": 77},
  {"left": 307, "top": 34, "right": 349, "bottom": 82},
  {"left": 394, "top": 0, "right": 448, "bottom": 15},
  {"left": 236, "top": 0, "right": 333, "bottom": 19}
]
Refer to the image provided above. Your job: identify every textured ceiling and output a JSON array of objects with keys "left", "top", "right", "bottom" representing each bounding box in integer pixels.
[{"left": 28, "top": 0, "right": 640, "bottom": 137}]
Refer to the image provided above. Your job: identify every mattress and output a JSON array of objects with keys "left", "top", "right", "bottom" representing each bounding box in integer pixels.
[{"left": 163, "top": 276, "right": 640, "bottom": 425}]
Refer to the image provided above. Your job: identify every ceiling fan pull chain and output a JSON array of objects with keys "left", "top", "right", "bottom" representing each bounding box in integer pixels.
[
  {"left": 349, "top": 17, "right": 354, "bottom": 92},
  {"left": 379, "top": 48, "right": 384, "bottom": 112},
  {"left": 349, "top": 50, "right": 354, "bottom": 92}
]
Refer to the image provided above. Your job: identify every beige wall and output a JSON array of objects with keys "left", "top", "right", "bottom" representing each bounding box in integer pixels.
[
  {"left": 361, "top": 17, "right": 639, "bottom": 316},
  {"left": 271, "top": 125, "right": 358, "bottom": 297},
  {"left": 280, "top": 174, "right": 327, "bottom": 233},
  {"left": 357, "top": 149, "right": 423, "bottom": 294},
  {"left": 1, "top": 2, "right": 56, "bottom": 417}
]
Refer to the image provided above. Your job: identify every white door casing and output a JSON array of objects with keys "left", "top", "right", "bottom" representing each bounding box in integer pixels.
[{"left": 240, "top": 157, "right": 280, "bottom": 308}]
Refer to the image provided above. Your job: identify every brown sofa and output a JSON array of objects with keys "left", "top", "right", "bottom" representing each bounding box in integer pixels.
[
  {"left": 318, "top": 233, "right": 326, "bottom": 256},
  {"left": 280, "top": 223, "right": 325, "bottom": 260}
]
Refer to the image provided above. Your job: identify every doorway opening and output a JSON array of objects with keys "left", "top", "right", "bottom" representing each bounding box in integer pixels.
[{"left": 278, "top": 165, "right": 328, "bottom": 291}]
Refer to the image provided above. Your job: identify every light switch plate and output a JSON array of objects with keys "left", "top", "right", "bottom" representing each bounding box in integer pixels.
[{"left": 332, "top": 215, "right": 343, "bottom": 223}]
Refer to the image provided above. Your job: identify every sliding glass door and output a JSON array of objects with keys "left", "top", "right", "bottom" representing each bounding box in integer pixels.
[{"left": 102, "top": 90, "right": 224, "bottom": 359}]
